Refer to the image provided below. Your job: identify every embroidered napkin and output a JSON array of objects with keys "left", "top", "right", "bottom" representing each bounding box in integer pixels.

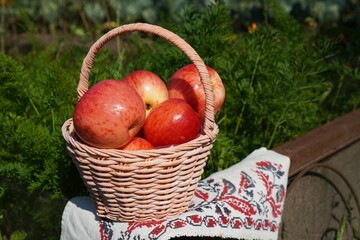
[{"left": 61, "top": 147, "right": 290, "bottom": 240}]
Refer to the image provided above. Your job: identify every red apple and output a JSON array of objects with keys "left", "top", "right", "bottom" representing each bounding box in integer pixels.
[
  {"left": 73, "top": 79, "right": 146, "bottom": 148},
  {"left": 167, "top": 64, "right": 225, "bottom": 121},
  {"left": 119, "top": 136, "right": 154, "bottom": 151},
  {"left": 123, "top": 70, "right": 169, "bottom": 116},
  {"left": 143, "top": 98, "right": 201, "bottom": 147}
]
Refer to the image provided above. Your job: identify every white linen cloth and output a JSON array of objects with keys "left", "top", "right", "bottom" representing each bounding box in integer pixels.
[{"left": 61, "top": 147, "right": 290, "bottom": 240}]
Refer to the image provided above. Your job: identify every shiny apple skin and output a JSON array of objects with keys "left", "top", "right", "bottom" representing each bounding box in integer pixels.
[
  {"left": 119, "top": 136, "right": 154, "bottom": 151},
  {"left": 123, "top": 70, "right": 169, "bottom": 116},
  {"left": 167, "top": 64, "right": 225, "bottom": 121},
  {"left": 143, "top": 98, "right": 201, "bottom": 147},
  {"left": 73, "top": 80, "right": 146, "bottom": 148}
]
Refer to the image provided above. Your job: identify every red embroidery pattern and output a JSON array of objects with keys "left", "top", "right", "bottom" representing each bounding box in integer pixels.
[
  {"left": 216, "top": 196, "right": 257, "bottom": 216},
  {"left": 99, "top": 220, "right": 108, "bottom": 240},
  {"left": 127, "top": 219, "right": 166, "bottom": 234},
  {"left": 194, "top": 189, "right": 209, "bottom": 201},
  {"left": 98, "top": 160, "right": 287, "bottom": 239}
]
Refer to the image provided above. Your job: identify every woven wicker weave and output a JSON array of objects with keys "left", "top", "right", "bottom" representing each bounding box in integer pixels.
[{"left": 61, "top": 23, "right": 219, "bottom": 222}]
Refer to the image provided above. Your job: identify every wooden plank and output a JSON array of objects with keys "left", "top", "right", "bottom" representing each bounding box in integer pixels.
[{"left": 273, "top": 108, "right": 360, "bottom": 177}]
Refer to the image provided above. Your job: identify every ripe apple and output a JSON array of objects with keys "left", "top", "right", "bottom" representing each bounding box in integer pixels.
[
  {"left": 167, "top": 64, "right": 225, "bottom": 121},
  {"left": 143, "top": 98, "right": 201, "bottom": 147},
  {"left": 123, "top": 70, "right": 169, "bottom": 116},
  {"left": 119, "top": 136, "right": 154, "bottom": 151},
  {"left": 73, "top": 79, "right": 146, "bottom": 148}
]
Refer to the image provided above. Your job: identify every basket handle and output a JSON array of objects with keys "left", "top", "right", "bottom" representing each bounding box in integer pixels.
[{"left": 78, "top": 22, "right": 216, "bottom": 137}]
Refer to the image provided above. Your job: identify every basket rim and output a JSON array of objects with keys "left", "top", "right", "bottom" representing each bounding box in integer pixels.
[{"left": 62, "top": 117, "right": 218, "bottom": 160}]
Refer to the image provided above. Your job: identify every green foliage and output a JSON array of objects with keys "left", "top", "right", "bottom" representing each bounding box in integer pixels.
[
  {"left": 222, "top": 28, "right": 333, "bottom": 144},
  {"left": 0, "top": 47, "right": 87, "bottom": 239},
  {"left": 0, "top": 230, "right": 27, "bottom": 240},
  {"left": 0, "top": 1, "right": 359, "bottom": 239},
  {"left": 0, "top": 47, "right": 83, "bottom": 195}
]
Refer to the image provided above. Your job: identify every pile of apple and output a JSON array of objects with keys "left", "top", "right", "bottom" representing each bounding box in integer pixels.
[{"left": 72, "top": 64, "right": 225, "bottom": 151}]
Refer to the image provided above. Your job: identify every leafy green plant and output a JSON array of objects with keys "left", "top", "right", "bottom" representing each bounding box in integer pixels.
[
  {"left": 0, "top": 230, "right": 27, "bottom": 240},
  {"left": 0, "top": 47, "right": 86, "bottom": 239}
]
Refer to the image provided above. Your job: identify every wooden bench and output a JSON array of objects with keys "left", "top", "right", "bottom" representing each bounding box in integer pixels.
[{"left": 274, "top": 108, "right": 360, "bottom": 239}]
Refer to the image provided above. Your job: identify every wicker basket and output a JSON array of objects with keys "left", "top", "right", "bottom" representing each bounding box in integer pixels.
[{"left": 61, "top": 23, "right": 219, "bottom": 222}]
